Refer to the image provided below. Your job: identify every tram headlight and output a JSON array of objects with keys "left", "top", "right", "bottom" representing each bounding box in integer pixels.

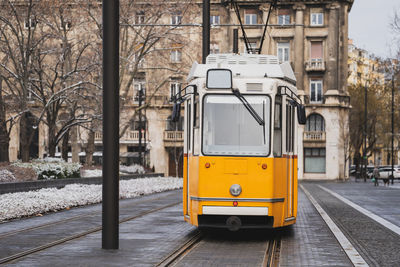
[{"left": 230, "top": 184, "right": 242, "bottom": 197}]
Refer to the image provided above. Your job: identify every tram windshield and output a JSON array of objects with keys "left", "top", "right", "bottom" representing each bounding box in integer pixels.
[{"left": 202, "top": 94, "right": 270, "bottom": 156}]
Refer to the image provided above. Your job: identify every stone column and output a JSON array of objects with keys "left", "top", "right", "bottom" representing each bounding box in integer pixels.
[
  {"left": 327, "top": 4, "right": 339, "bottom": 92},
  {"left": 293, "top": 4, "right": 305, "bottom": 92},
  {"left": 340, "top": 4, "right": 349, "bottom": 94}
]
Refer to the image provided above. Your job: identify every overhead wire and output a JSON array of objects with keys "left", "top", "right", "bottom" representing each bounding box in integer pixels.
[
  {"left": 259, "top": 0, "right": 278, "bottom": 54},
  {"left": 230, "top": 0, "right": 279, "bottom": 54}
]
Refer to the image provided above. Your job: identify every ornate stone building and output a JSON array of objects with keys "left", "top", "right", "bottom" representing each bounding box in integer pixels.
[{"left": 3, "top": 0, "right": 353, "bottom": 179}]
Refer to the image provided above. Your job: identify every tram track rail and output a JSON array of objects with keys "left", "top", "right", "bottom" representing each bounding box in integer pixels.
[
  {"left": 0, "top": 192, "right": 176, "bottom": 240},
  {"left": 155, "top": 231, "right": 281, "bottom": 267},
  {"left": 155, "top": 231, "right": 203, "bottom": 267},
  {"left": 0, "top": 196, "right": 181, "bottom": 265},
  {"left": 262, "top": 236, "right": 281, "bottom": 267}
]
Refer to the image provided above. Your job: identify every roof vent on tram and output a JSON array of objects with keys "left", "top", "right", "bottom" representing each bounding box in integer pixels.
[
  {"left": 246, "top": 83, "right": 263, "bottom": 91},
  {"left": 207, "top": 56, "right": 217, "bottom": 64}
]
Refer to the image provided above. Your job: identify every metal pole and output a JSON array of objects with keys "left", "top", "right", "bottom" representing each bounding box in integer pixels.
[
  {"left": 391, "top": 75, "right": 394, "bottom": 184},
  {"left": 202, "top": 0, "right": 210, "bottom": 63},
  {"left": 102, "top": 0, "right": 119, "bottom": 249},
  {"left": 363, "top": 83, "right": 367, "bottom": 182},
  {"left": 138, "top": 89, "right": 143, "bottom": 166},
  {"left": 233, "top": 29, "right": 238, "bottom": 54}
]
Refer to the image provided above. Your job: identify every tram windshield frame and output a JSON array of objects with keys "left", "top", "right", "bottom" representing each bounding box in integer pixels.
[{"left": 202, "top": 94, "right": 271, "bottom": 157}]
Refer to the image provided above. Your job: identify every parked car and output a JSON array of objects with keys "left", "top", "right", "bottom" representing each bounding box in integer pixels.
[
  {"left": 366, "top": 166, "right": 375, "bottom": 178},
  {"left": 378, "top": 167, "right": 400, "bottom": 179},
  {"left": 349, "top": 165, "right": 356, "bottom": 175}
]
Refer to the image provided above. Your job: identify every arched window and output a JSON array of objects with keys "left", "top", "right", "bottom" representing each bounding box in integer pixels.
[
  {"left": 306, "top": 113, "right": 325, "bottom": 131},
  {"left": 166, "top": 115, "right": 183, "bottom": 131}
]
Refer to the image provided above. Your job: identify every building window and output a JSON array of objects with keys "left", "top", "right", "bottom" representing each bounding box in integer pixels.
[
  {"left": 171, "top": 12, "right": 182, "bottom": 25},
  {"left": 306, "top": 114, "right": 325, "bottom": 132},
  {"left": 278, "top": 9, "right": 290, "bottom": 25},
  {"left": 166, "top": 115, "right": 184, "bottom": 131},
  {"left": 24, "top": 18, "right": 37, "bottom": 29},
  {"left": 244, "top": 42, "right": 258, "bottom": 54},
  {"left": 135, "top": 11, "right": 145, "bottom": 24},
  {"left": 277, "top": 42, "right": 290, "bottom": 63},
  {"left": 130, "top": 114, "right": 147, "bottom": 131},
  {"left": 245, "top": 10, "right": 257, "bottom": 25},
  {"left": 170, "top": 49, "right": 182, "bottom": 62},
  {"left": 133, "top": 53, "right": 145, "bottom": 70},
  {"left": 310, "top": 79, "right": 323, "bottom": 103},
  {"left": 133, "top": 80, "right": 146, "bottom": 103},
  {"left": 310, "top": 12, "right": 323, "bottom": 26},
  {"left": 304, "top": 148, "right": 326, "bottom": 173},
  {"left": 170, "top": 80, "right": 181, "bottom": 101},
  {"left": 310, "top": 41, "right": 323, "bottom": 60},
  {"left": 210, "top": 15, "right": 220, "bottom": 25},
  {"left": 210, "top": 43, "right": 220, "bottom": 54}
]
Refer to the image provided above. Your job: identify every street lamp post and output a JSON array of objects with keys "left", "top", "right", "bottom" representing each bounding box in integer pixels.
[
  {"left": 102, "top": 0, "right": 119, "bottom": 249},
  {"left": 138, "top": 88, "right": 143, "bottom": 166},
  {"left": 202, "top": 0, "right": 210, "bottom": 63},
  {"left": 391, "top": 75, "right": 394, "bottom": 184},
  {"left": 363, "top": 83, "right": 368, "bottom": 182}
]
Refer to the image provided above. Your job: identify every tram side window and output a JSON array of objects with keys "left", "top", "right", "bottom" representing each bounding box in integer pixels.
[
  {"left": 273, "top": 96, "right": 282, "bottom": 157},
  {"left": 193, "top": 94, "right": 200, "bottom": 155},
  {"left": 187, "top": 100, "right": 191, "bottom": 152},
  {"left": 193, "top": 94, "right": 199, "bottom": 128},
  {"left": 286, "top": 103, "right": 294, "bottom": 153}
]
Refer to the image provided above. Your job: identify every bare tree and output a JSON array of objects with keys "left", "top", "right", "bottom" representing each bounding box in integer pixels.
[
  {"left": 82, "top": 0, "right": 198, "bottom": 167},
  {"left": 0, "top": 0, "right": 46, "bottom": 161},
  {"left": 26, "top": 1, "right": 95, "bottom": 157}
]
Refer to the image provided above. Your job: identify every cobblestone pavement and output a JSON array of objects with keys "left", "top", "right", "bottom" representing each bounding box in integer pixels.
[
  {"left": 2, "top": 180, "right": 399, "bottom": 266},
  {"left": 302, "top": 180, "right": 400, "bottom": 267},
  {"left": 2, "top": 190, "right": 198, "bottom": 266},
  {"left": 279, "top": 188, "right": 352, "bottom": 267},
  {"left": 175, "top": 229, "right": 272, "bottom": 267}
]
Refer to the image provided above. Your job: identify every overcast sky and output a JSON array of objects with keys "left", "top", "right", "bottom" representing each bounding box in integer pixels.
[{"left": 349, "top": 0, "right": 400, "bottom": 58}]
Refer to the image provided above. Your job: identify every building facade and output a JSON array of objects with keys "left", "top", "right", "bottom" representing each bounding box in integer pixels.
[
  {"left": 347, "top": 40, "right": 399, "bottom": 167},
  {"left": 3, "top": 0, "right": 353, "bottom": 179}
]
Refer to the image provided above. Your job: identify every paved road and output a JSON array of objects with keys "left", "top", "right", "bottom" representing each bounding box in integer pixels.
[
  {"left": 1, "top": 180, "right": 399, "bottom": 266},
  {"left": 302, "top": 180, "right": 400, "bottom": 266}
]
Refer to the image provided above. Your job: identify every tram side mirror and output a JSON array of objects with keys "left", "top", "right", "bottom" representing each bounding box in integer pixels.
[
  {"left": 297, "top": 104, "right": 306, "bottom": 125},
  {"left": 172, "top": 102, "right": 181, "bottom": 122}
]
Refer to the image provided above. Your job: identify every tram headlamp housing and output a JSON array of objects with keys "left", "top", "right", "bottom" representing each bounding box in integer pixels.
[
  {"left": 206, "top": 69, "right": 232, "bottom": 89},
  {"left": 230, "top": 184, "right": 242, "bottom": 197}
]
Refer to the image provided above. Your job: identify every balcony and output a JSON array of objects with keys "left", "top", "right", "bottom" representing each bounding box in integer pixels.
[
  {"left": 95, "top": 130, "right": 147, "bottom": 144},
  {"left": 164, "top": 130, "right": 184, "bottom": 147},
  {"left": 303, "top": 131, "right": 326, "bottom": 142},
  {"left": 305, "top": 59, "right": 325, "bottom": 72}
]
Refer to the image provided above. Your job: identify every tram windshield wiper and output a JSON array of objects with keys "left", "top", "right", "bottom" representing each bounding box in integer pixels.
[{"left": 231, "top": 88, "right": 265, "bottom": 126}]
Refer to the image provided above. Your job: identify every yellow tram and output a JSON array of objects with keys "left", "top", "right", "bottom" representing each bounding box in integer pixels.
[{"left": 171, "top": 54, "right": 306, "bottom": 231}]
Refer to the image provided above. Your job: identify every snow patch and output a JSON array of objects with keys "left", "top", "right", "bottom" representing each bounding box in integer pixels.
[
  {"left": 120, "top": 164, "right": 145, "bottom": 174},
  {"left": 0, "top": 169, "right": 16, "bottom": 182},
  {"left": 12, "top": 159, "right": 81, "bottom": 180},
  {"left": 0, "top": 177, "right": 182, "bottom": 222},
  {"left": 81, "top": 169, "right": 102, "bottom": 177}
]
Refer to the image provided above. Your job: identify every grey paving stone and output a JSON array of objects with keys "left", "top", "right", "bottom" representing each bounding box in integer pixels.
[{"left": 279, "top": 188, "right": 352, "bottom": 267}]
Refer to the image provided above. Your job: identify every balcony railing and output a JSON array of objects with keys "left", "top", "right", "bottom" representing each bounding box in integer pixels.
[
  {"left": 305, "top": 59, "right": 325, "bottom": 72},
  {"left": 164, "top": 131, "right": 184, "bottom": 142},
  {"left": 303, "top": 131, "right": 326, "bottom": 142},
  {"left": 95, "top": 130, "right": 145, "bottom": 142}
]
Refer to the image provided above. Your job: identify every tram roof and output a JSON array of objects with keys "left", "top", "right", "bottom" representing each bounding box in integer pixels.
[{"left": 187, "top": 54, "right": 297, "bottom": 85}]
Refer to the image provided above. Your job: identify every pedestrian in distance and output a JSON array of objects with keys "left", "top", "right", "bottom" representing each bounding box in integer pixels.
[{"left": 372, "top": 166, "right": 379, "bottom": 186}]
